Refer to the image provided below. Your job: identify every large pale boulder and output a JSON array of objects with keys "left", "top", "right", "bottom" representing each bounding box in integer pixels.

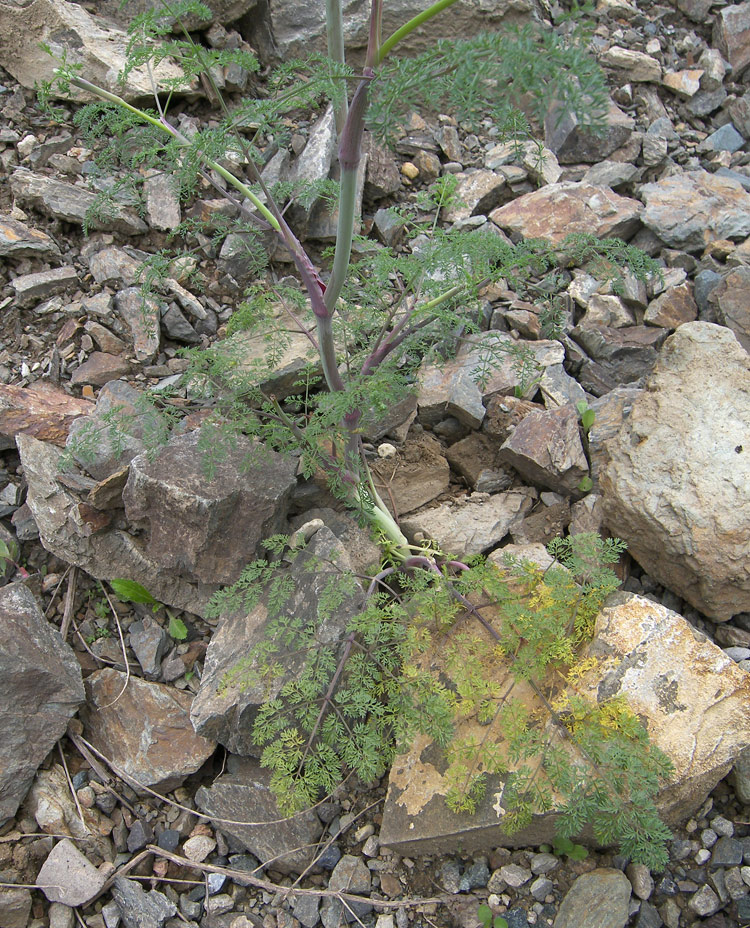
[
  {"left": 0, "top": 0, "right": 186, "bottom": 100},
  {"left": 600, "top": 322, "right": 750, "bottom": 621},
  {"left": 379, "top": 592, "right": 750, "bottom": 856}
]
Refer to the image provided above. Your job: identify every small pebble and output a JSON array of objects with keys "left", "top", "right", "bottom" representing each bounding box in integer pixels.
[
  {"left": 694, "top": 848, "right": 711, "bottom": 865},
  {"left": 701, "top": 828, "right": 718, "bottom": 848},
  {"left": 182, "top": 834, "right": 216, "bottom": 862},
  {"left": 711, "top": 815, "right": 734, "bottom": 837},
  {"left": 626, "top": 862, "right": 654, "bottom": 900}
]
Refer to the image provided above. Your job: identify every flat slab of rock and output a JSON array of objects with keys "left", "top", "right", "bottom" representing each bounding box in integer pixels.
[
  {"left": 123, "top": 427, "right": 297, "bottom": 586},
  {"left": 714, "top": 1, "right": 750, "bottom": 78},
  {"left": 195, "top": 756, "right": 323, "bottom": 874},
  {"left": 711, "top": 265, "right": 750, "bottom": 352},
  {"left": 401, "top": 489, "right": 535, "bottom": 556},
  {"left": 639, "top": 170, "right": 750, "bottom": 251},
  {"left": 0, "top": 583, "right": 84, "bottom": 824},
  {"left": 191, "top": 527, "right": 364, "bottom": 754},
  {"left": 490, "top": 183, "right": 642, "bottom": 244},
  {"left": 371, "top": 431, "right": 450, "bottom": 516},
  {"left": 10, "top": 168, "right": 146, "bottom": 235},
  {"left": 36, "top": 839, "right": 109, "bottom": 907},
  {"left": 600, "top": 322, "right": 750, "bottom": 620},
  {"left": 379, "top": 591, "right": 750, "bottom": 856},
  {"left": 554, "top": 869, "right": 631, "bottom": 928},
  {"left": 112, "top": 876, "right": 177, "bottom": 928},
  {"left": 0, "top": 383, "right": 93, "bottom": 449},
  {"left": 81, "top": 669, "right": 216, "bottom": 791},
  {"left": 0, "top": 215, "right": 61, "bottom": 260}
]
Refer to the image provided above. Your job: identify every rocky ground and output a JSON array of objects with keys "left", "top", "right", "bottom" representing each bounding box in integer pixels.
[{"left": 2, "top": 0, "right": 750, "bottom": 926}]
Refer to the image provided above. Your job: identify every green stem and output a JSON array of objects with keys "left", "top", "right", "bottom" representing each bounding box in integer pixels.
[
  {"left": 326, "top": 0, "right": 348, "bottom": 133},
  {"left": 324, "top": 165, "right": 359, "bottom": 312},
  {"left": 69, "top": 77, "right": 281, "bottom": 233},
  {"left": 377, "top": 0, "right": 462, "bottom": 62}
]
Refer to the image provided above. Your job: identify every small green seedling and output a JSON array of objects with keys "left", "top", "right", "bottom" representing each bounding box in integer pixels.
[
  {"left": 0, "top": 537, "right": 28, "bottom": 578},
  {"left": 576, "top": 400, "right": 595, "bottom": 434},
  {"left": 551, "top": 836, "right": 589, "bottom": 861},
  {"left": 577, "top": 475, "right": 593, "bottom": 493},
  {"left": 477, "top": 903, "right": 508, "bottom": 928},
  {"left": 110, "top": 578, "right": 188, "bottom": 640}
]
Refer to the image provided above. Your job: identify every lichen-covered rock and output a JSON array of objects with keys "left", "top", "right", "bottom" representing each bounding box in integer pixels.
[{"left": 600, "top": 322, "right": 750, "bottom": 621}]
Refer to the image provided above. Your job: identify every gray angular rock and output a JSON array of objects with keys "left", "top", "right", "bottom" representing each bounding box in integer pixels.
[
  {"left": 601, "top": 322, "right": 750, "bottom": 621},
  {"left": 123, "top": 427, "right": 296, "bottom": 586},
  {"left": 545, "top": 100, "right": 635, "bottom": 164},
  {"left": 0, "top": 215, "right": 61, "bottom": 260},
  {"left": 554, "top": 869, "right": 631, "bottom": 928},
  {"left": 11, "top": 266, "right": 79, "bottom": 308},
  {"left": 82, "top": 668, "right": 216, "bottom": 790},
  {"left": 114, "top": 288, "right": 162, "bottom": 362},
  {"left": 92, "top": 0, "right": 259, "bottom": 30},
  {"left": 143, "top": 172, "right": 181, "bottom": 231},
  {"left": 401, "top": 489, "right": 535, "bottom": 556},
  {"left": 600, "top": 46, "right": 662, "bottom": 82},
  {"left": 191, "top": 526, "right": 364, "bottom": 753},
  {"left": 711, "top": 265, "right": 750, "bottom": 352},
  {"left": 36, "top": 839, "right": 109, "bottom": 907},
  {"left": 572, "top": 324, "right": 667, "bottom": 389},
  {"left": 640, "top": 170, "right": 750, "bottom": 252},
  {"left": 441, "top": 170, "right": 509, "bottom": 222},
  {"left": 0, "top": 583, "right": 84, "bottom": 824},
  {"left": 112, "top": 876, "right": 177, "bottom": 928},
  {"left": 499, "top": 405, "right": 588, "bottom": 495},
  {"left": 714, "top": 1, "right": 750, "bottom": 78},
  {"left": 195, "top": 756, "right": 323, "bottom": 873},
  {"left": 0, "top": 887, "right": 32, "bottom": 928},
  {"left": 129, "top": 616, "right": 169, "bottom": 678},
  {"left": 10, "top": 168, "right": 146, "bottom": 234}
]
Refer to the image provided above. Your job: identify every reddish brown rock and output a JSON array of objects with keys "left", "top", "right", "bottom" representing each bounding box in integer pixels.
[
  {"left": 0, "top": 383, "right": 93, "bottom": 448},
  {"left": 371, "top": 431, "right": 450, "bottom": 516},
  {"left": 82, "top": 668, "right": 216, "bottom": 791},
  {"left": 70, "top": 353, "right": 131, "bottom": 387},
  {"left": 711, "top": 266, "right": 750, "bottom": 352},
  {"left": 490, "top": 183, "right": 642, "bottom": 245},
  {"left": 644, "top": 282, "right": 698, "bottom": 329}
]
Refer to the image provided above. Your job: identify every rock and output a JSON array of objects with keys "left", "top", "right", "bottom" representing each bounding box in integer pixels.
[
  {"left": 714, "top": 1, "right": 750, "bottom": 78},
  {"left": 418, "top": 334, "right": 564, "bottom": 428},
  {"left": 554, "top": 869, "right": 631, "bottom": 928},
  {"left": 0, "top": 215, "right": 61, "bottom": 260},
  {"left": 643, "top": 282, "right": 697, "bottom": 329},
  {"left": 441, "top": 170, "right": 509, "bottom": 223},
  {"left": 123, "top": 427, "right": 296, "bottom": 586},
  {"left": 600, "top": 47, "right": 662, "bottom": 82},
  {"left": 0, "top": 383, "right": 94, "bottom": 449},
  {"left": 373, "top": 207, "right": 407, "bottom": 246},
  {"left": 70, "top": 353, "right": 131, "bottom": 387},
  {"left": 581, "top": 294, "right": 634, "bottom": 329},
  {"left": 662, "top": 69, "right": 703, "bottom": 97},
  {"left": 380, "top": 589, "right": 750, "bottom": 856},
  {"left": 498, "top": 404, "right": 588, "bottom": 495},
  {"left": 401, "top": 489, "right": 535, "bottom": 556},
  {"left": 0, "top": 583, "right": 84, "bottom": 824},
  {"left": 329, "top": 854, "right": 371, "bottom": 893},
  {"left": 250, "top": 0, "right": 537, "bottom": 64},
  {"left": 639, "top": 171, "right": 750, "bottom": 252},
  {"left": 195, "top": 756, "right": 323, "bottom": 873},
  {"left": 545, "top": 101, "right": 635, "bottom": 164},
  {"left": 36, "top": 839, "right": 109, "bottom": 907},
  {"left": 572, "top": 325, "right": 667, "bottom": 390},
  {"left": 711, "top": 266, "right": 750, "bottom": 352},
  {"left": 371, "top": 431, "right": 450, "bottom": 516},
  {"left": 20, "top": 433, "right": 241, "bottom": 615},
  {"left": 582, "top": 160, "right": 639, "bottom": 189},
  {"left": 114, "top": 288, "right": 162, "bottom": 363},
  {"left": 182, "top": 834, "right": 216, "bottom": 862},
  {"left": 143, "top": 172, "right": 181, "bottom": 231},
  {"left": 483, "top": 395, "right": 542, "bottom": 443},
  {"left": 626, "top": 863, "right": 654, "bottom": 900},
  {"left": 10, "top": 168, "right": 146, "bottom": 234},
  {"left": 688, "top": 884, "right": 721, "bottom": 917},
  {"left": 91, "top": 0, "right": 259, "bottom": 30},
  {"left": 81, "top": 668, "right": 216, "bottom": 790},
  {"left": 191, "top": 527, "right": 364, "bottom": 753},
  {"left": 88, "top": 247, "right": 141, "bottom": 286},
  {"left": 363, "top": 133, "right": 401, "bottom": 199},
  {"left": 445, "top": 432, "right": 514, "bottom": 493},
  {"left": 161, "top": 303, "right": 200, "bottom": 344},
  {"left": 288, "top": 508, "right": 381, "bottom": 576},
  {"left": 490, "top": 183, "right": 642, "bottom": 245},
  {"left": 11, "top": 265, "right": 78, "bottom": 308},
  {"left": 112, "top": 876, "right": 177, "bottom": 928},
  {"left": 66, "top": 380, "right": 163, "bottom": 481},
  {"left": 0, "top": 887, "right": 32, "bottom": 928},
  {"left": 600, "top": 323, "right": 750, "bottom": 620},
  {"left": 129, "top": 616, "right": 169, "bottom": 678},
  {"left": 700, "top": 123, "right": 745, "bottom": 154},
  {"left": 290, "top": 105, "right": 336, "bottom": 199}
]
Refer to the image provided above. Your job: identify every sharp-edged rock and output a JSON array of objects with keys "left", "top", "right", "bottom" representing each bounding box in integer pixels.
[
  {"left": 11, "top": 266, "right": 79, "bottom": 309},
  {"left": 379, "top": 591, "right": 750, "bottom": 856},
  {"left": 111, "top": 876, "right": 177, "bottom": 928},
  {"left": 600, "top": 322, "right": 750, "bottom": 621},
  {"left": 81, "top": 668, "right": 216, "bottom": 791},
  {"left": 545, "top": 100, "right": 635, "bottom": 164},
  {"left": 490, "top": 183, "right": 642, "bottom": 245},
  {"left": 123, "top": 427, "right": 297, "bottom": 586},
  {"left": 710, "top": 265, "right": 750, "bottom": 352},
  {"left": 553, "top": 869, "right": 632, "bottom": 928},
  {"left": 191, "top": 525, "right": 364, "bottom": 753},
  {"left": 36, "top": 839, "right": 109, "bottom": 907},
  {"left": 639, "top": 170, "right": 750, "bottom": 252},
  {"left": 0, "top": 383, "right": 94, "bottom": 449},
  {"left": 371, "top": 431, "right": 450, "bottom": 516},
  {"left": 714, "top": 1, "right": 750, "bottom": 79},
  {"left": 0, "top": 583, "right": 84, "bottom": 824},
  {"left": 10, "top": 168, "right": 146, "bottom": 235},
  {"left": 0, "top": 215, "right": 61, "bottom": 260},
  {"left": 0, "top": 0, "right": 187, "bottom": 101},
  {"left": 195, "top": 756, "right": 323, "bottom": 874}
]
